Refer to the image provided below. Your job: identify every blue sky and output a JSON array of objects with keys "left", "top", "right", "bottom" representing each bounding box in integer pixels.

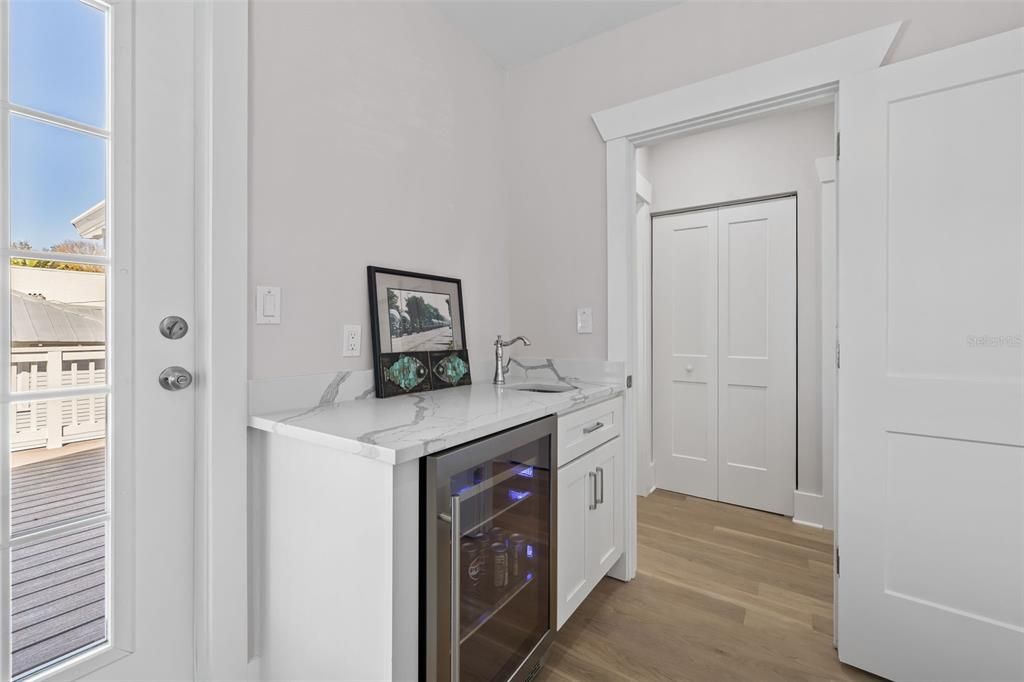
[{"left": 10, "top": 0, "right": 106, "bottom": 252}]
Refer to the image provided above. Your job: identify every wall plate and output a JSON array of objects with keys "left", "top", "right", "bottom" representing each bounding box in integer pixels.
[
  {"left": 256, "top": 286, "right": 281, "bottom": 324},
  {"left": 576, "top": 307, "right": 593, "bottom": 334}
]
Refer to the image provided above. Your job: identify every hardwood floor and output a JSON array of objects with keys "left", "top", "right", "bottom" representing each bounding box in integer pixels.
[{"left": 537, "top": 490, "right": 879, "bottom": 682}]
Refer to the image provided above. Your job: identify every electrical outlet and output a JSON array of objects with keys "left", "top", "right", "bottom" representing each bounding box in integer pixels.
[
  {"left": 576, "top": 307, "right": 593, "bottom": 334},
  {"left": 255, "top": 286, "right": 281, "bottom": 324},
  {"left": 343, "top": 324, "right": 361, "bottom": 357}
]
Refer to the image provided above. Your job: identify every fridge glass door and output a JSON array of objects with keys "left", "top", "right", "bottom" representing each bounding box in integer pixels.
[{"left": 438, "top": 431, "right": 552, "bottom": 681}]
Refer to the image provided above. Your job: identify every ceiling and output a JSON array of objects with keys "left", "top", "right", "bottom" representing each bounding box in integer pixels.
[{"left": 431, "top": 1, "right": 680, "bottom": 68}]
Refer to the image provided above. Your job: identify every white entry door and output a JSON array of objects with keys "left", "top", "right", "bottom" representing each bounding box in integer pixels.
[
  {"left": 2, "top": 1, "right": 196, "bottom": 680},
  {"left": 837, "top": 28, "right": 1023, "bottom": 681},
  {"left": 653, "top": 196, "right": 796, "bottom": 514}
]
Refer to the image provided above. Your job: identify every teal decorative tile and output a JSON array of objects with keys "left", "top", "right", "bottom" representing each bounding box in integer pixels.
[
  {"left": 428, "top": 350, "right": 472, "bottom": 390},
  {"left": 384, "top": 354, "right": 428, "bottom": 392},
  {"left": 433, "top": 353, "right": 468, "bottom": 385}
]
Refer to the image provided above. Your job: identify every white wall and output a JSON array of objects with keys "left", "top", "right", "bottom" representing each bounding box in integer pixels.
[
  {"left": 11, "top": 265, "right": 105, "bottom": 307},
  {"left": 249, "top": 1, "right": 510, "bottom": 380},
  {"left": 647, "top": 103, "right": 835, "bottom": 494},
  {"left": 247, "top": 1, "right": 1024, "bottom": 384},
  {"left": 505, "top": 1, "right": 1024, "bottom": 361}
]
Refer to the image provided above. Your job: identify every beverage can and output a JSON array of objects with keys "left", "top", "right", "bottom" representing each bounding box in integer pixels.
[
  {"left": 509, "top": 533, "right": 526, "bottom": 579},
  {"left": 491, "top": 542, "right": 509, "bottom": 589}
]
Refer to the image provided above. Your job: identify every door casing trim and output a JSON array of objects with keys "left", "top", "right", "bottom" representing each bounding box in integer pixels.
[
  {"left": 193, "top": 1, "right": 250, "bottom": 680},
  {"left": 596, "top": 22, "right": 901, "bottom": 584}
]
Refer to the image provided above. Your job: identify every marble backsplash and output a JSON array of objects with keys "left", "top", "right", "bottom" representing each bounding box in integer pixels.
[
  {"left": 248, "top": 369, "right": 376, "bottom": 415},
  {"left": 506, "top": 357, "right": 625, "bottom": 385},
  {"left": 248, "top": 357, "right": 624, "bottom": 416}
]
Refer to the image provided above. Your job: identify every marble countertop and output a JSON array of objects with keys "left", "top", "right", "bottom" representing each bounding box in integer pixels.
[{"left": 248, "top": 376, "right": 623, "bottom": 466}]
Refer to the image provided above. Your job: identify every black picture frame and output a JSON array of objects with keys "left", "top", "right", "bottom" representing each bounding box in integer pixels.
[{"left": 367, "top": 266, "right": 470, "bottom": 398}]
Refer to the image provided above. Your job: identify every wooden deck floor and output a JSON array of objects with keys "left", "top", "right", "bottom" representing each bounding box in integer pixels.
[
  {"left": 538, "top": 490, "right": 880, "bottom": 682},
  {"left": 11, "top": 447, "right": 106, "bottom": 679}
]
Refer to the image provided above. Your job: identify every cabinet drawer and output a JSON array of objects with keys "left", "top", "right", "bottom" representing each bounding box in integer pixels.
[{"left": 557, "top": 396, "right": 622, "bottom": 467}]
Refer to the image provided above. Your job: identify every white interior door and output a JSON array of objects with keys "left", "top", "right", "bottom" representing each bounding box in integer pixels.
[
  {"left": 837, "top": 28, "right": 1023, "bottom": 681},
  {"left": 1, "top": 1, "right": 196, "bottom": 679},
  {"left": 716, "top": 198, "right": 796, "bottom": 515},
  {"left": 653, "top": 198, "right": 796, "bottom": 514},
  {"left": 653, "top": 208, "right": 719, "bottom": 500}
]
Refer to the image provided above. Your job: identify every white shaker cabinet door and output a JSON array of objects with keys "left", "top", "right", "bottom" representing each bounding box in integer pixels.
[
  {"left": 586, "top": 438, "right": 624, "bottom": 579},
  {"left": 556, "top": 450, "right": 593, "bottom": 629}
]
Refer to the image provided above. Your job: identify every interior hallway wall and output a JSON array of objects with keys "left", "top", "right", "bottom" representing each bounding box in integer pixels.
[
  {"left": 648, "top": 104, "right": 835, "bottom": 494},
  {"left": 505, "top": 1, "right": 1024, "bottom": 362},
  {"left": 249, "top": 1, "right": 510, "bottom": 380}
]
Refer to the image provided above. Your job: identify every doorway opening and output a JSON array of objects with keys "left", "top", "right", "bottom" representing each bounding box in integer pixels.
[
  {"left": 547, "top": 99, "right": 854, "bottom": 680},
  {"left": 642, "top": 101, "right": 835, "bottom": 523}
]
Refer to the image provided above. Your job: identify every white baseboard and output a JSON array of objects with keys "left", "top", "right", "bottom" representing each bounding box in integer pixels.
[{"left": 792, "top": 490, "right": 826, "bottom": 529}]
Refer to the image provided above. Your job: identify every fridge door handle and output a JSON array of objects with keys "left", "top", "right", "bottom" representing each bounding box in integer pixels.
[
  {"left": 596, "top": 466, "right": 605, "bottom": 505},
  {"left": 450, "top": 494, "right": 460, "bottom": 682},
  {"left": 589, "top": 471, "right": 598, "bottom": 510}
]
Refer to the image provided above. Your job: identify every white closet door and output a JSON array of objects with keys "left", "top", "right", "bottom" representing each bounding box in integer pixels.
[
  {"left": 717, "top": 198, "right": 796, "bottom": 515},
  {"left": 653, "top": 209, "right": 719, "bottom": 500},
  {"left": 838, "top": 28, "right": 1023, "bottom": 681}
]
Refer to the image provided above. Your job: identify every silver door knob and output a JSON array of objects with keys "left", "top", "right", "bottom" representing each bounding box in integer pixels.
[
  {"left": 686, "top": 364, "right": 694, "bottom": 372},
  {"left": 159, "top": 366, "right": 193, "bottom": 391}
]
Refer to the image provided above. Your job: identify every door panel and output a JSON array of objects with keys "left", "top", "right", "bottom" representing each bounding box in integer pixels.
[
  {"left": 652, "top": 209, "right": 718, "bottom": 499},
  {"left": 653, "top": 199, "right": 796, "bottom": 515},
  {"left": 587, "top": 439, "right": 622, "bottom": 576},
  {"left": 717, "top": 199, "right": 796, "bottom": 515},
  {"left": 556, "top": 453, "right": 590, "bottom": 629},
  {"left": 838, "top": 27, "right": 1023, "bottom": 681},
  {"left": 2, "top": 1, "right": 197, "bottom": 679}
]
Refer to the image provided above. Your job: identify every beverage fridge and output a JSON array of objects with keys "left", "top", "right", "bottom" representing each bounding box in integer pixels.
[{"left": 421, "top": 415, "right": 557, "bottom": 682}]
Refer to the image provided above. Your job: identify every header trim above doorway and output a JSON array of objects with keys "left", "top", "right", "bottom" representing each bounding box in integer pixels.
[{"left": 590, "top": 22, "right": 901, "bottom": 143}]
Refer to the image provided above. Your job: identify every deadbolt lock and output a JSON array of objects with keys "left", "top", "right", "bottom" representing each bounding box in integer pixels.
[{"left": 159, "top": 316, "right": 189, "bottom": 340}]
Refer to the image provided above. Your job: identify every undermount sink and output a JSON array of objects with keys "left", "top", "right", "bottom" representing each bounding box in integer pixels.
[{"left": 505, "top": 383, "right": 575, "bottom": 393}]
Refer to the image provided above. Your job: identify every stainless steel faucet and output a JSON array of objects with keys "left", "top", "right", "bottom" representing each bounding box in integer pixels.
[{"left": 493, "top": 335, "right": 531, "bottom": 385}]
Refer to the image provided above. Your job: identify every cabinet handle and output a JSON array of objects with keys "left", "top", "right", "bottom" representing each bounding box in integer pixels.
[
  {"left": 449, "top": 495, "right": 460, "bottom": 681},
  {"left": 596, "top": 466, "right": 605, "bottom": 505},
  {"left": 588, "top": 471, "right": 598, "bottom": 510},
  {"left": 583, "top": 421, "right": 604, "bottom": 435}
]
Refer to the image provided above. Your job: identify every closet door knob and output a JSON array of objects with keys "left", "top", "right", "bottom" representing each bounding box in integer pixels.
[{"left": 685, "top": 364, "right": 694, "bottom": 372}]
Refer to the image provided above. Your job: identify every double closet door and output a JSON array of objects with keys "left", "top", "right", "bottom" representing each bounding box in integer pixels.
[{"left": 652, "top": 196, "right": 796, "bottom": 515}]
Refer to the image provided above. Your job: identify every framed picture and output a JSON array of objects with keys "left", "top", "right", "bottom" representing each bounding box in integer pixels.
[{"left": 367, "top": 267, "right": 471, "bottom": 398}]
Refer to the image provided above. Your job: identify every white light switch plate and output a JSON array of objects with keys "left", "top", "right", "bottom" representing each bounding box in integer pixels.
[
  {"left": 576, "top": 307, "right": 593, "bottom": 334},
  {"left": 343, "top": 325, "right": 361, "bottom": 357},
  {"left": 255, "top": 286, "right": 281, "bottom": 324}
]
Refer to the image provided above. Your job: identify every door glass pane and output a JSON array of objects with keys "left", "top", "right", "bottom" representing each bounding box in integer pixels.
[
  {"left": 9, "top": 0, "right": 107, "bottom": 128},
  {"left": 10, "top": 114, "right": 107, "bottom": 254},
  {"left": 9, "top": 406, "right": 107, "bottom": 537},
  {"left": 10, "top": 260, "right": 107, "bottom": 395},
  {"left": 11, "top": 523, "right": 107, "bottom": 679},
  {"left": 5, "top": 0, "right": 113, "bottom": 676},
  {"left": 450, "top": 439, "right": 552, "bottom": 681}
]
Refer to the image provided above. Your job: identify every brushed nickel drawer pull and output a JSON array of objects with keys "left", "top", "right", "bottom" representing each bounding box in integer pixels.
[
  {"left": 582, "top": 421, "right": 604, "bottom": 435},
  {"left": 589, "top": 472, "right": 598, "bottom": 510}
]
